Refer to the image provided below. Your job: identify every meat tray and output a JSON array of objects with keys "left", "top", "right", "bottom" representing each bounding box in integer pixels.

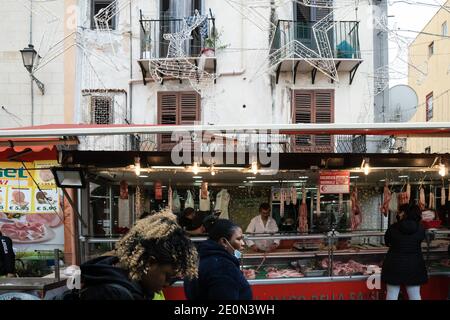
[{"left": 303, "top": 269, "right": 327, "bottom": 277}]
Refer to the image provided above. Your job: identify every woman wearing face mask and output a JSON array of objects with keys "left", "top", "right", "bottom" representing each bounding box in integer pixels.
[{"left": 184, "top": 216, "right": 252, "bottom": 300}]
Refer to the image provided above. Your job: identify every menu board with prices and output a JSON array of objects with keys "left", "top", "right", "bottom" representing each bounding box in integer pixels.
[
  {"left": 0, "top": 186, "right": 6, "bottom": 211},
  {"left": 33, "top": 189, "right": 59, "bottom": 213},
  {"left": 7, "top": 187, "right": 32, "bottom": 213}
]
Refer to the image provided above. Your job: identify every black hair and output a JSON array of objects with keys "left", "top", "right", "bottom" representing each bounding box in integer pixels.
[
  {"left": 405, "top": 204, "right": 422, "bottom": 222},
  {"left": 398, "top": 203, "right": 410, "bottom": 213},
  {"left": 183, "top": 207, "right": 195, "bottom": 217},
  {"left": 259, "top": 203, "right": 270, "bottom": 211},
  {"left": 203, "top": 216, "right": 240, "bottom": 242}
]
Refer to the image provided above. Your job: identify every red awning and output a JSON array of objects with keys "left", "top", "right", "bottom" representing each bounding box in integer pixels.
[{"left": 0, "top": 137, "right": 78, "bottom": 161}]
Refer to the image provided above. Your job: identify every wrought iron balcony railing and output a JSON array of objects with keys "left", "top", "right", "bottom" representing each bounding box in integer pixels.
[
  {"left": 139, "top": 12, "right": 216, "bottom": 59},
  {"left": 271, "top": 20, "right": 361, "bottom": 60}
]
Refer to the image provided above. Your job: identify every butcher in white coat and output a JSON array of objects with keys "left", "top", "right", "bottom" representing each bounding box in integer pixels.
[{"left": 245, "top": 203, "right": 280, "bottom": 252}]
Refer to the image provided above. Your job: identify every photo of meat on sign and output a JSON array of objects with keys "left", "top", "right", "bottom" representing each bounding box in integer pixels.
[
  {"left": 39, "top": 169, "right": 54, "bottom": 183},
  {"left": 11, "top": 190, "right": 28, "bottom": 207},
  {"left": 0, "top": 221, "right": 55, "bottom": 243}
]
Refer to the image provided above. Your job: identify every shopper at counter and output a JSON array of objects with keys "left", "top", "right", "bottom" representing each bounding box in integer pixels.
[
  {"left": 0, "top": 231, "right": 15, "bottom": 278},
  {"left": 381, "top": 204, "right": 428, "bottom": 300},
  {"left": 178, "top": 207, "right": 207, "bottom": 235},
  {"left": 184, "top": 217, "right": 252, "bottom": 300},
  {"left": 76, "top": 209, "right": 198, "bottom": 300},
  {"left": 246, "top": 203, "right": 280, "bottom": 252}
]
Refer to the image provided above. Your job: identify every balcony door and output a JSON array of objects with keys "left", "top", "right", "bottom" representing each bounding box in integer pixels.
[
  {"left": 159, "top": 0, "right": 203, "bottom": 57},
  {"left": 294, "top": 1, "right": 333, "bottom": 52}
]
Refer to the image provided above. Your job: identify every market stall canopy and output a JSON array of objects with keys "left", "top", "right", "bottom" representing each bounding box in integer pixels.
[
  {"left": 63, "top": 151, "right": 450, "bottom": 171},
  {"left": 0, "top": 137, "right": 79, "bottom": 161},
  {"left": 2, "top": 123, "right": 450, "bottom": 138}
]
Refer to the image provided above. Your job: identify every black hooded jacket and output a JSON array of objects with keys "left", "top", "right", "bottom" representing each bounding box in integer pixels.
[
  {"left": 381, "top": 219, "right": 428, "bottom": 286},
  {"left": 184, "top": 239, "right": 252, "bottom": 300},
  {"left": 79, "top": 256, "right": 146, "bottom": 300}
]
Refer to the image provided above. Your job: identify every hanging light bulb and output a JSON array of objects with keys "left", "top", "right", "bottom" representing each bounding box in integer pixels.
[
  {"left": 192, "top": 162, "right": 199, "bottom": 175},
  {"left": 364, "top": 163, "right": 370, "bottom": 176},
  {"left": 210, "top": 164, "right": 216, "bottom": 176},
  {"left": 134, "top": 157, "right": 141, "bottom": 176},
  {"left": 439, "top": 163, "right": 446, "bottom": 177},
  {"left": 251, "top": 161, "right": 258, "bottom": 175}
]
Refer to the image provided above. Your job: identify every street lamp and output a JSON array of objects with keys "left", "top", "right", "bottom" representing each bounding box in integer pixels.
[{"left": 20, "top": 44, "right": 45, "bottom": 95}]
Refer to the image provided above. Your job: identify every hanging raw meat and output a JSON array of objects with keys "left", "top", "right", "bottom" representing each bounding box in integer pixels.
[
  {"left": 429, "top": 189, "right": 435, "bottom": 209},
  {"left": 441, "top": 186, "right": 446, "bottom": 206},
  {"left": 406, "top": 183, "right": 411, "bottom": 202},
  {"left": 448, "top": 186, "right": 450, "bottom": 205},
  {"left": 284, "top": 188, "right": 291, "bottom": 205},
  {"left": 419, "top": 186, "right": 426, "bottom": 210},
  {"left": 398, "top": 192, "right": 409, "bottom": 206},
  {"left": 389, "top": 192, "right": 398, "bottom": 213},
  {"left": 298, "top": 187, "right": 308, "bottom": 233},
  {"left": 168, "top": 186, "right": 173, "bottom": 211},
  {"left": 380, "top": 184, "right": 391, "bottom": 217},
  {"left": 338, "top": 193, "right": 344, "bottom": 215},
  {"left": 291, "top": 187, "right": 297, "bottom": 206},
  {"left": 201, "top": 182, "right": 208, "bottom": 199},
  {"left": 280, "top": 189, "right": 285, "bottom": 218},
  {"left": 351, "top": 188, "right": 362, "bottom": 230}
]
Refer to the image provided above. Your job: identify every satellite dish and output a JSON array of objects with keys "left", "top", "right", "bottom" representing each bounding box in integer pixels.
[{"left": 387, "top": 85, "right": 418, "bottom": 122}]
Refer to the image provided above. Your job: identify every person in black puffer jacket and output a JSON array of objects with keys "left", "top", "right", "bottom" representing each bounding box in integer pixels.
[
  {"left": 381, "top": 204, "right": 428, "bottom": 300},
  {"left": 184, "top": 217, "right": 252, "bottom": 300}
]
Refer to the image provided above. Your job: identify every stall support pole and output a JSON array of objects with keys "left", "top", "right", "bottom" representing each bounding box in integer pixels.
[{"left": 54, "top": 249, "right": 60, "bottom": 282}]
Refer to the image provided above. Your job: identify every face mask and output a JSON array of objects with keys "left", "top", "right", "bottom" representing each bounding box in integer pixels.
[{"left": 224, "top": 239, "right": 242, "bottom": 259}]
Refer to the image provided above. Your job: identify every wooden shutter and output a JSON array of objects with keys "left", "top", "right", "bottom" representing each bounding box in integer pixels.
[
  {"left": 158, "top": 92, "right": 200, "bottom": 151},
  {"left": 293, "top": 91, "right": 313, "bottom": 152},
  {"left": 179, "top": 92, "right": 200, "bottom": 150},
  {"left": 158, "top": 92, "right": 178, "bottom": 151},
  {"left": 292, "top": 90, "right": 334, "bottom": 152},
  {"left": 314, "top": 91, "right": 334, "bottom": 152},
  {"left": 179, "top": 92, "right": 200, "bottom": 125}
]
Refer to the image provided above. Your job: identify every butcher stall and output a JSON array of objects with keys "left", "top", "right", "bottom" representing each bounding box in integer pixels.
[{"left": 164, "top": 230, "right": 450, "bottom": 300}]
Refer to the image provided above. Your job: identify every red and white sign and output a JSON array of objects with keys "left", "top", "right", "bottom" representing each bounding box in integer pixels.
[{"left": 319, "top": 171, "right": 350, "bottom": 194}]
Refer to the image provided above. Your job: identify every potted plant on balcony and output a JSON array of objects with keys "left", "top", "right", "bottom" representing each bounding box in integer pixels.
[{"left": 200, "top": 27, "right": 228, "bottom": 57}]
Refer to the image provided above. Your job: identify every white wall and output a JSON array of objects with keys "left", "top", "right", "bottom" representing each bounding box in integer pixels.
[
  {"left": 0, "top": 0, "right": 65, "bottom": 128},
  {"left": 72, "top": 0, "right": 379, "bottom": 145}
]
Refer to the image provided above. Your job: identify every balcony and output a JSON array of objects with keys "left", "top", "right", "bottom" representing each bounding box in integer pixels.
[
  {"left": 271, "top": 20, "right": 362, "bottom": 84},
  {"left": 137, "top": 11, "right": 217, "bottom": 85}
]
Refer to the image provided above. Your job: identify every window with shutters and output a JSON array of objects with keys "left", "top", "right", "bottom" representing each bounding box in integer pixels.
[
  {"left": 91, "top": 96, "right": 113, "bottom": 124},
  {"left": 292, "top": 90, "right": 334, "bottom": 152},
  {"left": 158, "top": 92, "right": 201, "bottom": 150}
]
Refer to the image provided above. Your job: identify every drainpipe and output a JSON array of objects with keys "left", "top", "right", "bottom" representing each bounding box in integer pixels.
[{"left": 30, "top": 0, "right": 34, "bottom": 126}]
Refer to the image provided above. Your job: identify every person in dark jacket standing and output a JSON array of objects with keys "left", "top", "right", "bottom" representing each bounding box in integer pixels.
[
  {"left": 381, "top": 205, "right": 428, "bottom": 300},
  {"left": 0, "top": 231, "right": 15, "bottom": 277},
  {"left": 78, "top": 209, "right": 198, "bottom": 300},
  {"left": 184, "top": 217, "right": 252, "bottom": 300}
]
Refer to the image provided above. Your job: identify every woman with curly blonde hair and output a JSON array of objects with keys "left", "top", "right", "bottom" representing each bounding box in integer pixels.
[{"left": 78, "top": 209, "right": 198, "bottom": 300}]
